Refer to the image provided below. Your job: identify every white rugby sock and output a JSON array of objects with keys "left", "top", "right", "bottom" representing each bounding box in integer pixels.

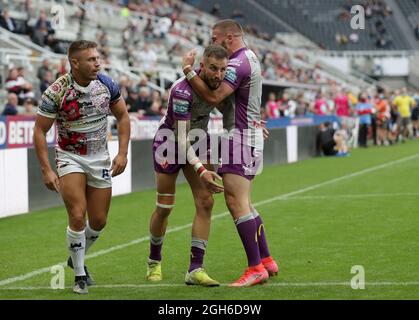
[
  {"left": 85, "top": 222, "right": 101, "bottom": 253},
  {"left": 67, "top": 227, "right": 86, "bottom": 277}
]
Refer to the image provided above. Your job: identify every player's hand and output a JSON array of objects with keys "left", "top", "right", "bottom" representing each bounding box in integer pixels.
[
  {"left": 261, "top": 120, "right": 270, "bottom": 140},
  {"left": 111, "top": 153, "right": 128, "bottom": 177},
  {"left": 182, "top": 48, "right": 198, "bottom": 70},
  {"left": 200, "top": 170, "right": 224, "bottom": 194},
  {"left": 42, "top": 169, "right": 60, "bottom": 193}
]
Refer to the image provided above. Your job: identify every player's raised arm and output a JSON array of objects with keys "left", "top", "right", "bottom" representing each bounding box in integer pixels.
[
  {"left": 110, "top": 97, "right": 131, "bottom": 177},
  {"left": 33, "top": 114, "right": 60, "bottom": 192},
  {"left": 182, "top": 49, "right": 234, "bottom": 105}
]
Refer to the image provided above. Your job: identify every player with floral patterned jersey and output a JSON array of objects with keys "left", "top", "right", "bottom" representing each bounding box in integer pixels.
[{"left": 33, "top": 40, "right": 130, "bottom": 294}]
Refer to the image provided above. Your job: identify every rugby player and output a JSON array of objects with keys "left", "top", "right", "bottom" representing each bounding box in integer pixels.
[
  {"left": 182, "top": 20, "right": 278, "bottom": 287},
  {"left": 33, "top": 40, "right": 130, "bottom": 294},
  {"left": 146, "top": 45, "right": 228, "bottom": 286}
]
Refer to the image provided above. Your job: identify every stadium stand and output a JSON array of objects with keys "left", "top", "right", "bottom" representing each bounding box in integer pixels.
[
  {"left": 396, "top": 0, "right": 419, "bottom": 38},
  {"left": 190, "top": 0, "right": 411, "bottom": 50},
  {"left": 1, "top": 0, "right": 373, "bottom": 112}
]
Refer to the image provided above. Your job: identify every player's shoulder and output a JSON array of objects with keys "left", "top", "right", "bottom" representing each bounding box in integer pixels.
[
  {"left": 43, "top": 73, "right": 71, "bottom": 100},
  {"left": 97, "top": 72, "right": 118, "bottom": 87},
  {"left": 170, "top": 77, "right": 193, "bottom": 101}
]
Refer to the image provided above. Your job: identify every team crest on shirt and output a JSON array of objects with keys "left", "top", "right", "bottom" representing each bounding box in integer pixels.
[{"left": 51, "top": 83, "right": 61, "bottom": 92}]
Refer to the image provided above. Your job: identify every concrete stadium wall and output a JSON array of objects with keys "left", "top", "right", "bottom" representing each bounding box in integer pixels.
[{"left": 0, "top": 125, "right": 319, "bottom": 218}]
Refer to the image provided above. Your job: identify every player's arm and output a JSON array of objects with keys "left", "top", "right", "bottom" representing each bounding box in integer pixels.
[
  {"left": 110, "top": 98, "right": 131, "bottom": 177},
  {"left": 182, "top": 49, "right": 233, "bottom": 105},
  {"left": 184, "top": 66, "right": 233, "bottom": 105},
  {"left": 33, "top": 114, "right": 60, "bottom": 192},
  {"left": 174, "top": 120, "right": 223, "bottom": 193}
]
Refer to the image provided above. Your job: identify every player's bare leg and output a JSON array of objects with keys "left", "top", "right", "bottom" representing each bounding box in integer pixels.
[
  {"left": 223, "top": 173, "right": 268, "bottom": 287},
  {"left": 183, "top": 164, "right": 219, "bottom": 286},
  {"left": 60, "top": 173, "right": 88, "bottom": 294},
  {"left": 147, "top": 172, "right": 178, "bottom": 281}
]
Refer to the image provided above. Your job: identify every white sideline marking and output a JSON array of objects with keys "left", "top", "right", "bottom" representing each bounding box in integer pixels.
[
  {"left": 2, "top": 281, "right": 419, "bottom": 290},
  {"left": 278, "top": 193, "right": 419, "bottom": 201},
  {"left": 0, "top": 153, "right": 418, "bottom": 287}
]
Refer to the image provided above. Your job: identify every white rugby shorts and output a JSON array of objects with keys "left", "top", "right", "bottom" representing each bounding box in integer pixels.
[{"left": 55, "top": 148, "right": 112, "bottom": 188}]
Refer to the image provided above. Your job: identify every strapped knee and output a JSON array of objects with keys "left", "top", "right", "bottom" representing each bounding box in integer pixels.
[{"left": 156, "top": 192, "right": 175, "bottom": 209}]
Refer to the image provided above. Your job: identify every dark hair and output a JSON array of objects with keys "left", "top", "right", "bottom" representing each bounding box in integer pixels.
[
  {"left": 68, "top": 40, "right": 98, "bottom": 58},
  {"left": 213, "top": 19, "right": 243, "bottom": 35},
  {"left": 203, "top": 44, "right": 228, "bottom": 61}
]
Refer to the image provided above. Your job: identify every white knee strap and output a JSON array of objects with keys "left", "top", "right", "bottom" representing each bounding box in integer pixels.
[
  {"left": 157, "top": 193, "right": 175, "bottom": 197},
  {"left": 156, "top": 193, "right": 175, "bottom": 209},
  {"left": 156, "top": 202, "right": 175, "bottom": 209}
]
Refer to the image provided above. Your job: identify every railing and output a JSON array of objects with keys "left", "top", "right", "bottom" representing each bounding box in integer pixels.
[{"left": 318, "top": 50, "right": 417, "bottom": 58}]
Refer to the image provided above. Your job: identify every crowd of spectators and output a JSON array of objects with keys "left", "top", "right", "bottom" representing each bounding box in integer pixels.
[
  {"left": 2, "top": 0, "right": 418, "bottom": 151},
  {"left": 337, "top": 0, "right": 394, "bottom": 48},
  {"left": 263, "top": 85, "right": 419, "bottom": 148}
]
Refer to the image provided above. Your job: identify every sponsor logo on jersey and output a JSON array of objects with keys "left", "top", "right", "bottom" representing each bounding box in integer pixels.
[
  {"left": 174, "top": 88, "right": 191, "bottom": 99},
  {"left": 225, "top": 67, "right": 237, "bottom": 84},
  {"left": 173, "top": 98, "right": 190, "bottom": 114},
  {"left": 228, "top": 58, "right": 243, "bottom": 67}
]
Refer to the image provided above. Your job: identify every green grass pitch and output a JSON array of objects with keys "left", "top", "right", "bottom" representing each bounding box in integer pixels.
[{"left": 1, "top": 140, "right": 418, "bottom": 300}]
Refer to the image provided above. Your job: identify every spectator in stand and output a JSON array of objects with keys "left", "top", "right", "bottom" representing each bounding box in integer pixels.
[
  {"left": 56, "top": 57, "right": 69, "bottom": 78},
  {"left": 210, "top": 3, "right": 221, "bottom": 17},
  {"left": 388, "top": 103, "right": 400, "bottom": 144},
  {"left": 2, "top": 93, "right": 19, "bottom": 116},
  {"left": 5, "top": 68, "right": 34, "bottom": 105},
  {"left": 138, "top": 44, "right": 158, "bottom": 76},
  {"left": 125, "top": 87, "right": 140, "bottom": 113},
  {"left": 137, "top": 86, "right": 153, "bottom": 116},
  {"left": 295, "top": 93, "right": 308, "bottom": 116},
  {"left": 335, "top": 89, "right": 350, "bottom": 116},
  {"left": 150, "top": 90, "right": 164, "bottom": 115},
  {"left": 392, "top": 87, "right": 415, "bottom": 142},
  {"left": 17, "top": 67, "right": 35, "bottom": 103},
  {"left": 21, "top": 98, "right": 37, "bottom": 116},
  {"left": 265, "top": 92, "right": 279, "bottom": 119},
  {"left": 40, "top": 70, "right": 53, "bottom": 94},
  {"left": 0, "top": 9, "right": 17, "bottom": 32},
  {"left": 37, "top": 59, "right": 51, "bottom": 82},
  {"left": 314, "top": 92, "right": 330, "bottom": 115},
  {"left": 347, "top": 90, "right": 358, "bottom": 107},
  {"left": 375, "top": 92, "right": 390, "bottom": 146},
  {"left": 277, "top": 92, "right": 289, "bottom": 117},
  {"left": 415, "top": 24, "right": 419, "bottom": 41},
  {"left": 31, "top": 9, "right": 54, "bottom": 47},
  {"left": 118, "top": 75, "right": 131, "bottom": 101},
  {"left": 356, "top": 92, "right": 373, "bottom": 147}
]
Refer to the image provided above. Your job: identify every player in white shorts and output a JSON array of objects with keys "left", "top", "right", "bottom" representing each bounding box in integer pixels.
[{"left": 33, "top": 40, "right": 130, "bottom": 294}]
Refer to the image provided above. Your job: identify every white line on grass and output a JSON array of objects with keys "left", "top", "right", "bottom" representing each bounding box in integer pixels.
[
  {"left": 1, "top": 153, "right": 418, "bottom": 287},
  {"left": 3, "top": 281, "right": 419, "bottom": 290},
  {"left": 277, "top": 193, "right": 419, "bottom": 201}
]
